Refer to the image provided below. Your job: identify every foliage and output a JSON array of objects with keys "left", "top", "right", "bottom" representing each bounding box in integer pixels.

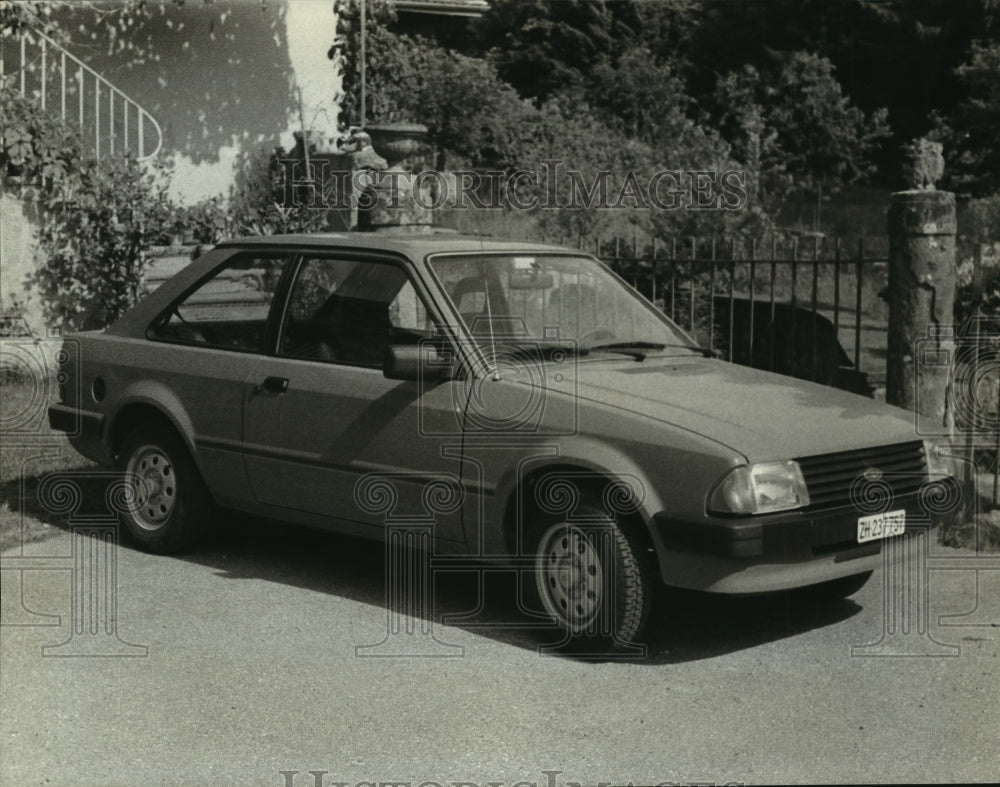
[
  {"left": 954, "top": 239, "right": 1000, "bottom": 331},
  {"left": 2, "top": 82, "right": 176, "bottom": 332},
  {"left": 470, "top": 0, "right": 1000, "bottom": 195},
  {"left": 0, "top": 89, "right": 82, "bottom": 199},
  {"left": 331, "top": 3, "right": 755, "bottom": 238},
  {"left": 956, "top": 271, "right": 995, "bottom": 330},
  {"left": 4, "top": 1, "right": 292, "bottom": 166},
  {"left": 710, "top": 66, "right": 792, "bottom": 222},
  {"left": 334, "top": 2, "right": 533, "bottom": 170},
  {"left": 176, "top": 197, "right": 233, "bottom": 244},
  {"left": 684, "top": 0, "right": 999, "bottom": 184},
  {"left": 228, "top": 145, "right": 327, "bottom": 236},
  {"left": 476, "top": 0, "right": 706, "bottom": 100},
  {"left": 331, "top": 0, "right": 397, "bottom": 127},
  {"left": 1, "top": 1, "right": 132, "bottom": 45},
  {"left": 587, "top": 48, "right": 692, "bottom": 148},
  {"left": 958, "top": 194, "right": 1000, "bottom": 243},
  {"left": 31, "top": 155, "right": 176, "bottom": 331},
  {"left": 0, "top": 1, "right": 246, "bottom": 61},
  {"left": 708, "top": 52, "right": 890, "bottom": 206},
  {"left": 942, "top": 41, "right": 1000, "bottom": 197},
  {"left": 475, "top": 0, "right": 627, "bottom": 102},
  {"left": 332, "top": 2, "right": 898, "bottom": 239}
]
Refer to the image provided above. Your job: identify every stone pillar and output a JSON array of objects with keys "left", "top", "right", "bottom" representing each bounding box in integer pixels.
[
  {"left": 885, "top": 189, "right": 957, "bottom": 426},
  {"left": 357, "top": 123, "right": 434, "bottom": 233}
]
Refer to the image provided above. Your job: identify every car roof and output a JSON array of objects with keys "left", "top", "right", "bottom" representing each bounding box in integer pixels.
[
  {"left": 213, "top": 231, "right": 577, "bottom": 259},
  {"left": 103, "top": 231, "right": 585, "bottom": 337}
]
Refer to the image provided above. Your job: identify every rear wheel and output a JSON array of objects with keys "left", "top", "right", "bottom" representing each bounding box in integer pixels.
[
  {"left": 118, "top": 423, "right": 211, "bottom": 554},
  {"left": 529, "top": 504, "right": 655, "bottom": 652}
]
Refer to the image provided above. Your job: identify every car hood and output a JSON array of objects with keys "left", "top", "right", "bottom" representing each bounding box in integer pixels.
[{"left": 541, "top": 354, "right": 921, "bottom": 461}]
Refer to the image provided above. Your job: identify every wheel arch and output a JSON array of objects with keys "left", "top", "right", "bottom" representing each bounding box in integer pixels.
[
  {"left": 496, "top": 450, "right": 665, "bottom": 563},
  {"left": 107, "top": 389, "right": 198, "bottom": 465}
]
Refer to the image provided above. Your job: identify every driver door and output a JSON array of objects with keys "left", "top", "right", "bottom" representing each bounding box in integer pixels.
[{"left": 241, "top": 254, "right": 468, "bottom": 545}]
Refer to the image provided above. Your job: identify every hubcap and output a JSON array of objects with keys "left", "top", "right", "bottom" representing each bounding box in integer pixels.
[
  {"left": 535, "top": 524, "right": 604, "bottom": 631},
  {"left": 126, "top": 445, "right": 177, "bottom": 531}
]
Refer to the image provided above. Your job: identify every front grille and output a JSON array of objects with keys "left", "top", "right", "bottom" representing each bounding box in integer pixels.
[{"left": 796, "top": 441, "right": 927, "bottom": 511}]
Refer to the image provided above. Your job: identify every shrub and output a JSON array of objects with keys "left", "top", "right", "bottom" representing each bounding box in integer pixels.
[
  {"left": 31, "top": 155, "right": 176, "bottom": 331},
  {"left": 1, "top": 88, "right": 82, "bottom": 200},
  {"left": 178, "top": 197, "right": 234, "bottom": 244},
  {"left": 4, "top": 84, "right": 179, "bottom": 332},
  {"left": 229, "top": 145, "right": 327, "bottom": 236}
]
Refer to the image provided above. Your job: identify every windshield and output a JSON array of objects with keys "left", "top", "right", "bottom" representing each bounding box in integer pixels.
[{"left": 427, "top": 253, "right": 696, "bottom": 356}]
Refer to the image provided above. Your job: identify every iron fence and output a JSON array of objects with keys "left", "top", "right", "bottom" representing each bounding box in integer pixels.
[{"left": 551, "top": 232, "right": 891, "bottom": 396}]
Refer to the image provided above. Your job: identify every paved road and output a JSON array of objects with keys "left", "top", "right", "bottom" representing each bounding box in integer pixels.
[{"left": 2, "top": 517, "right": 998, "bottom": 786}]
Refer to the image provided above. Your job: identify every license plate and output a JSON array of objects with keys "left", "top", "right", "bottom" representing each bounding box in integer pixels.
[{"left": 857, "top": 509, "right": 906, "bottom": 543}]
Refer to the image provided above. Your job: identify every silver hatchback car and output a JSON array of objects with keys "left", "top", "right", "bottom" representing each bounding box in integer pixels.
[{"left": 49, "top": 232, "right": 956, "bottom": 650}]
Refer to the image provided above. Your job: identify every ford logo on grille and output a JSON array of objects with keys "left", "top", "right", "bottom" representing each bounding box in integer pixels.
[{"left": 863, "top": 467, "right": 883, "bottom": 482}]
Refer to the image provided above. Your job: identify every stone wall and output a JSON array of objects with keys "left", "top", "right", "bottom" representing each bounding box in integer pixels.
[{"left": 0, "top": 192, "right": 44, "bottom": 337}]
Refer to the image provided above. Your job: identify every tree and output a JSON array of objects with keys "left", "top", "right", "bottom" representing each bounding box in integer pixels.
[
  {"left": 473, "top": 0, "right": 703, "bottom": 102},
  {"left": 943, "top": 40, "right": 1000, "bottom": 196},
  {"left": 474, "top": 0, "right": 623, "bottom": 102},
  {"left": 686, "top": 0, "right": 999, "bottom": 185},
  {"left": 333, "top": 14, "right": 538, "bottom": 171},
  {"left": 708, "top": 51, "right": 889, "bottom": 212},
  {"left": 711, "top": 66, "right": 791, "bottom": 222}
]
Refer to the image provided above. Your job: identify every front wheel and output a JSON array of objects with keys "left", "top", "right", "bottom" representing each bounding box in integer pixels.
[
  {"left": 118, "top": 423, "right": 212, "bottom": 554},
  {"left": 530, "top": 505, "right": 655, "bottom": 652}
]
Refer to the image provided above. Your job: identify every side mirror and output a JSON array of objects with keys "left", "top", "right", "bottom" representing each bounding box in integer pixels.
[{"left": 383, "top": 344, "right": 452, "bottom": 382}]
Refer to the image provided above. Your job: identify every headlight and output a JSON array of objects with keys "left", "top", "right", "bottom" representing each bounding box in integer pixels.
[{"left": 708, "top": 461, "right": 810, "bottom": 515}]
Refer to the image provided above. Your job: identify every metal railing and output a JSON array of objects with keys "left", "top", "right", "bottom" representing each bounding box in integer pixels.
[
  {"left": 549, "top": 232, "right": 890, "bottom": 394},
  {"left": 1, "top": 28, "right": 162, "bottom": 161}
]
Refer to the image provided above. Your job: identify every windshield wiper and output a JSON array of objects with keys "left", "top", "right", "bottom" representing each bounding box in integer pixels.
[
  {"left": 496, "top": 340, "right": 587, "bottom": 358},
  {"left": 586, "top": 341, "right": 718, "bottom": 361}
]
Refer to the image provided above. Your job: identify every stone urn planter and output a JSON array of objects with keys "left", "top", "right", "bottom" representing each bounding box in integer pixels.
[
  {"left": 362, "top": 123, "right": 428, "bottom": 169},
  {"left": 358, "top": 123, "right": 433, "bottom": 232}
]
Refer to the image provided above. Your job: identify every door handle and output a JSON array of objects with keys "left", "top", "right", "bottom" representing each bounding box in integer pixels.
[{"left": 254, "top": 376, "right": 289, "bottom": 395}]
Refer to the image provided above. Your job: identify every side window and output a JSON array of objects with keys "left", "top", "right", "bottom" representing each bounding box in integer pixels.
[
  {"left": 150, "top": 253, "right": 288, "bottom": 352},
  {"left": 389, "top": 280, "right": 431, "bottom": 333},
  {"left": 279, "top": 257, "right": 434, "bottom": 367}
]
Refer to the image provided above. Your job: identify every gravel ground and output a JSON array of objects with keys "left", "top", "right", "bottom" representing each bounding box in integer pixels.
[{"left": 2, "top": 517, "right": 998, "bottom": 786}]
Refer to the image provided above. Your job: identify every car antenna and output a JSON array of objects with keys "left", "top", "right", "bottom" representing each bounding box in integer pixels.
[{"left": 483, "top": 268, "right": 500, "bottom": 380}]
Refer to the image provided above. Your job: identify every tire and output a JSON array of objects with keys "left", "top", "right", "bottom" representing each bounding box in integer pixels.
[
  {"left": 117, "top": 422, "right": 212, "bottom": 554},
  {"left": 528, "top": 503, "right": 655, "bottom": 652},
  {"left": 808, "top": 570, "right": 873, "bottom": 601}
]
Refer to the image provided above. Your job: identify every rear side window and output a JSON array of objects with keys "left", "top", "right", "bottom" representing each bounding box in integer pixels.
[{"left": 150, "top": 253, "right": 289, "bottom": 352}]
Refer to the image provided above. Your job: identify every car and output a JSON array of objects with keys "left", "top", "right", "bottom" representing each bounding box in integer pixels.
[
  {"left": 48, "top": 231, "right": 957, "bottom": 651},
  {"left": 710, "top": 296, "right": 873, "bottom": 395}
]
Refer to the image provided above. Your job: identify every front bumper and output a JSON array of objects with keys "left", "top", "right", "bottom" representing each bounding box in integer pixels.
[{"left": 653, "top": 488, "right": 950, "bottom": 594}]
